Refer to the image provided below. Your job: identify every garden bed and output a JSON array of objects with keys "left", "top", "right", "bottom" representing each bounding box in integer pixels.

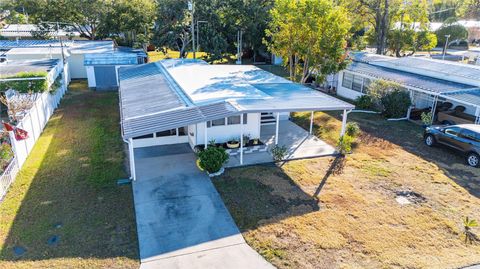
[{"left": 196, "top": 139, "right": 265, "bottom": 151}]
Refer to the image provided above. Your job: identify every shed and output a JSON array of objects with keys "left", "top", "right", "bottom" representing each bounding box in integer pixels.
[{"left": 84, "top": 52, "right": 139, "bottom": 90}]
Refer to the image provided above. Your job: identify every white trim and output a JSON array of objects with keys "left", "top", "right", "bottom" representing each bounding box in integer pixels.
[
  {"left": 240, "top": 114, "right": 244, "bottom": 164},
  {"left": 275, "top": 112, "right": 280, "bottom": 145},
  {"left": 309, "top": 111, "right": 314, "bottom": 135},
  {"left": 340, "top": 109, "right": 348, "bottom": 136},
  {"left": 128, "top": 138, "right": 136, "bottom": 181}
]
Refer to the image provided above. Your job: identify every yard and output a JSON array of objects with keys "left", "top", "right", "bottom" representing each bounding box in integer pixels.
[
  {"left": 0, "top": 81, "right": 138, "bottom": 269},
  {"left": 213, "top": 111, "right": 480, "bottom": 269}
]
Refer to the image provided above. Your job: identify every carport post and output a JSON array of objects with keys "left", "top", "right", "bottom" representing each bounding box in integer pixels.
[
  {"left": 128, "top": 138, "right": 136, "bottom": 181},
  {"left": 240, "top": 114, "right": 244, "bottom": 164},
  {"left": 275, "top": 112, "right": 280, "bottom": 145},
  {"left": 309, "top": 111, "right": 314, "bottom": 135},
  {"left": 430, "top": 95, "right": 439, "bottom": 125},
  {"left": 340, "top": 109, "right": 347, "bottom": 137},
  {"left": 204, "top": 122, "right": 208, "bottom": 149}
]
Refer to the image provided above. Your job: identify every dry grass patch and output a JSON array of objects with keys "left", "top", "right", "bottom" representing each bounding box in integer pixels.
[{"left": 214, "top": 111, "right": 480, "bottom": 269}]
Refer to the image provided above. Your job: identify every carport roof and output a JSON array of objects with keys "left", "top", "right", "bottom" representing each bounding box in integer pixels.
[{"left": 119, "top": 60, "right": 354, "bottom": 139}]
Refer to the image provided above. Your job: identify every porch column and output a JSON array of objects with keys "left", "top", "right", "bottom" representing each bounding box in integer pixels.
[
  {"left": 340, "top": 109, "right": 348, "bottom": 137},
  {"left": 128, "top": 138, "right": 136, "bottom": 181},
  {"left": 309, "top": 111, "right": 314, "bottom": 135},
  {"left": 430, "top": 95, "right": 439, "bottom": 125},
  {"left": 275, "top": 112, "right": 280, "bottom": 145},
  {"left": 204, "top": 122, "right": 208, "bottom": 149},
  {"left": 240, "top": 114, "right": 244, "bottom": 164}
]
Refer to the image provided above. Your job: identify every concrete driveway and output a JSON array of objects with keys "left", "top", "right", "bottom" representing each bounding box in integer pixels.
[{"left": 132, "top": 144, "right": 274, "bottom": 268}]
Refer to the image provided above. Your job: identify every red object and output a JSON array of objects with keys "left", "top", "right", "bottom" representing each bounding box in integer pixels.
[
  {"left": 14, "top": 127, "right": 28, "bottom": 141},
  {"left": 2, "top": 122, "right": 14, "bottom": 132}
]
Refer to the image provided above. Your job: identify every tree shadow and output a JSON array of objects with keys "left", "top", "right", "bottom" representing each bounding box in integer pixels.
[
  {"left": 0, "top": 83, "right": 138, "bottom": 262},
  {"left": 212, "top": 164, "right": 322, "bottom": 232}
]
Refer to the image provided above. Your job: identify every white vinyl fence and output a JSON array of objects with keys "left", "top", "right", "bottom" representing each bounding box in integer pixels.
[{"left": 0, "top": 82, "right": 68, "bottom": 201}]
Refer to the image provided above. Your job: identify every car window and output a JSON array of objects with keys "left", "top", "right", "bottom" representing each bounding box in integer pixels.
[
  {"left": 445, "top": 127, "right": 460, "bottom": 136},
  {"left": 460, "top": 129, "right": 480, "bottom": 142}
]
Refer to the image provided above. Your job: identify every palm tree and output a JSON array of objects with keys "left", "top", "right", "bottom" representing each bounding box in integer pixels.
[{"left": 463, "top": 216, "right": 479, "bottom": 245}]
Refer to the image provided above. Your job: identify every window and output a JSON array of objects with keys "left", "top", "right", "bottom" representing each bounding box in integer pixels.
[
  {"left": 342, "top": 72, "right": 353, "bottom": 89},
  {"left": 243, "top": 113, "right": 248, "bottom": 124},
  {"left": 211, "top": 118, "right": 225, "bottom": 127},
  {"left": 227, "top": 115, "right": 241, "bottom": 125},
  {"left": 156, "top": 129, "right": 176, "bottom": 137},
  {"left": 352, "top": 75, "right": 363, "bottom": 92},
  {"left": 445, "top": 127, "right": 460, "bottom": 136},
  {"left": 178, "top": 127, "right": 187, "bottom": 136},
  {"left": 460, "top": 129, "right": 480, "bottom": 142},
  {"left": 133, "top": 133, "right": 154, "bottom": 140}
]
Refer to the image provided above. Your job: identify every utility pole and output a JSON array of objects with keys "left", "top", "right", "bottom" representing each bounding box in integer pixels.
[
  {"left": 188, "top": 1, "right": 195, "bottom": 59},
  {"left": 236, "top": 29, "right": 243, "bottom": 65},
  {"left": 56, "top": 22, "right": 66, "bottom": 64}
]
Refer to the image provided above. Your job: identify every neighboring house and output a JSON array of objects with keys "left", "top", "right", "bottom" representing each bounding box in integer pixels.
[
  {"left": 0, "top": 24, "right": 81, "bottom": 39},
  {"left": 0, "top": 40, "right": 146, "bottom": 89},
  {"left": 118, "top": 59, "right": 354, "bottom": 178},
  {"left": 337, "top": 52, "right": 480, "bottom": 123}
]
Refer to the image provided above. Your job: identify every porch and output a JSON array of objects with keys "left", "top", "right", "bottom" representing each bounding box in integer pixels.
[{"left": 225, "top": 119, "right": 337, "bottom": 167}]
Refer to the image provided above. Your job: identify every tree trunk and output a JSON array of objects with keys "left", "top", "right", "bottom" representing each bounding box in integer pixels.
[{"left": 289, "top": 55, "right": 294, "bottom": 81}]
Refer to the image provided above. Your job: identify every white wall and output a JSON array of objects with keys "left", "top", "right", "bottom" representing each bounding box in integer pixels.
[
  {"left": 86, "top": 66, "right": 96, "bottom": 88},
  {"left": 336, "top": 71, "right": 364, "bottom": 100},
  {"left": 6, "top": 52, "right": 63, "bottom": 61},
  {"left": 68, "top": 54, "right": 87, "bottom": 79},
  {"left": 195, "top": 113, "right": 261, "bottom": 145}
]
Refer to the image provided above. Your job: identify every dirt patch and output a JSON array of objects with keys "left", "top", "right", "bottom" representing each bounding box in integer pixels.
[{"left": 395, "top": 190, "right": 427, "bottom": 205}]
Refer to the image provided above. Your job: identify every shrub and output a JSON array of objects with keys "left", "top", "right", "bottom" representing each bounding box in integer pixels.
[
  {"left": 421, "top": 111, "right": 433, "bottom": 126},
  {"left": 0, "top": 142, "right": 13, "bottom": 172},
  {"left": 336, "top": 135, "right": 354, "bottom": 155},
  {"left": 354, "top": 95, "right": 375, "bottom": 110},
  {"left": 463, "top": 216, "right": 479, "bottom": 245},
  {"left": 381, "top": 89, "right": 411, "bottom": 118},
  {"left": 345, "top": 122, "right": 360, "bottom": 138},
  {"left": 197, "top": 146, "right": 229, "bottom": 173},
  {"left": 270, "top": 145, "right": 288, "bottom": 162}
]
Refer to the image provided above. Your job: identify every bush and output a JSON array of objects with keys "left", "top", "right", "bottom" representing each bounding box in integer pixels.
[
  {"left": 421, "top": 111, "right": 433, "bottom": 126},
  {"left": 336, "top": 135, "right": 354, "bottom": 155},
  {"left": 197, "top": 146, "right": 229, "bottom": 173},
  {"left": 0, "top": 142, "right": 13, "bottom": 172},
  {"left": 270, "top": 145, "right": 288, "bottom": 162},
  {"left": 355, "top": 95, "right": 375, "bottom": 110},
  {"left": 345, "top": 122, "right": 360, "bottom": 138},
  {"left": 381, "top": 89, "right": 411, "bottom": 118}
]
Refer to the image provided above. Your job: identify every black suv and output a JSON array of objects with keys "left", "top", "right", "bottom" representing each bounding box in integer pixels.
[{"left": 424, "top": 124, "right": 480, "bottom": 167}]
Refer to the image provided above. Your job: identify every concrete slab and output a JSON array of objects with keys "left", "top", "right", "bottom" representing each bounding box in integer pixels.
[
  {"left": 140, "top": 243, "right": 274, "bottom": 269},
  {"left": 227, "top": 120, "right": 336, "bottom": 167},
  {"left": 132, "top": 148, "right": 274, "bottom": 268}
]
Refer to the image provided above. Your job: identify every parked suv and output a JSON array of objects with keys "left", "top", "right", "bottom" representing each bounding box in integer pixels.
[{"left": 424, "top": 124, "right": 480, "bottom": 167}]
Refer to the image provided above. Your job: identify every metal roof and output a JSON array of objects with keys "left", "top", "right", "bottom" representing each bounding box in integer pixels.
[
  {"left": 0, "top": 24, "right": 81, "bottom": 37},
  {"left": 119, "top": 60, "right": 354, "bottom": 139},
  {"left": 441, "top": 90, "right": 480, "bottom": 108},
  {"left": 353, "top": 52, "right": 480, "bottom": 81},
  {"left": 346, "top": 61, "right": 476, "bottom": 93},
  {"left": 0, "top": 40, "right": 114, "bottom": 54},
  {"left": 84, "top": 53, "right": 138, "bottom": 66},
  {"left": 0, "top": 59, "right": 59, "bottom": 78}
]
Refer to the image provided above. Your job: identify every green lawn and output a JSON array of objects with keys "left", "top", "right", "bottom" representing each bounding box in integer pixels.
[
  {"left": 213, "top": 111, "right": 480, "bottom": 269},
  {"left": 0, "top": 81, "right": 138, "bottom": 269}
]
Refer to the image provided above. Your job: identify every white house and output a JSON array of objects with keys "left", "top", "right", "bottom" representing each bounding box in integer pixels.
[
  {"left": 118, "top": 59, "right": 354, "bottom": 178},
  {"left": 337, "top": 53, "right": 480, "bottom": 124},
  {"left": 0, "top": 24, "right": 81, "bottom": 39}
]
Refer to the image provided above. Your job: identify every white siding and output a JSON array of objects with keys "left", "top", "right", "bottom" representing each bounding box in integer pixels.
[{"left": 195, "top": 113, "right": 261, "bottom": 145}]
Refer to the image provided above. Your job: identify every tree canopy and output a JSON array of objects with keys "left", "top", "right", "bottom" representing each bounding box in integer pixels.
[{"left": 266, "top": 0, "right": 351, "bottom": 83}]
